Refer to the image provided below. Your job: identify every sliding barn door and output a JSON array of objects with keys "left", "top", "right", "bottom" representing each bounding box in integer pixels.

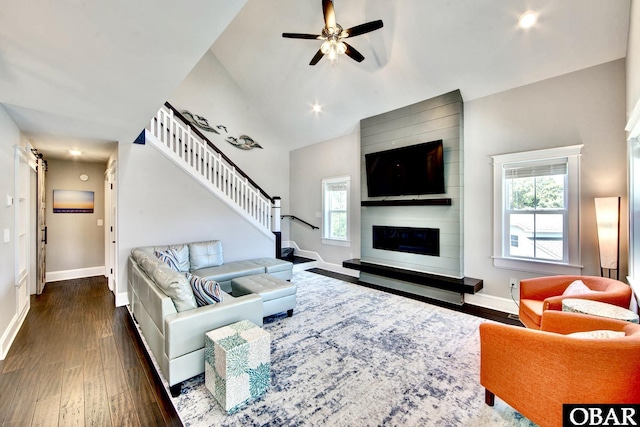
[{"left": 36, "top": 157, "right": 47, "bottom": 295}]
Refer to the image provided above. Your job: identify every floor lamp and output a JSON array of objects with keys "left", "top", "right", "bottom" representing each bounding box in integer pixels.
[{"left": 594, "top": 196, "right": 620, "bottom": 279}]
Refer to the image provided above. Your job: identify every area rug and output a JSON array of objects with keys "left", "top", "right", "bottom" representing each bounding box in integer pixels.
[{"left": 146, "top": 271, "right": 536, "bottom": 426}]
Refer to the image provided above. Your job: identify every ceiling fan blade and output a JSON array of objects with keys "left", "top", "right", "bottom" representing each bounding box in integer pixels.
[
  {"left": 309, "top": 49, "right": 325, "bottom": 66},
  {"left": 344, "top": 20, "right": 384, "bottom": 38},
  {"left": 322, "top": 0, "right": 336, "bottom": 29},
  {"left": 343, "top": 42, "right": 365, "bottom": 62},
  {"left": 282, "top": 33, "right": 322, "bottom": 40}
]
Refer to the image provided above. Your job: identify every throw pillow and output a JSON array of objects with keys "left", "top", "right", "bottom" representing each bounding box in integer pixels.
[
  {"left": 152, "top": 265, "right": 197, "bottom": 312},
  {"left": 186, "top": 273, "right": 224, "bottom": 307},
  {"left": 562, "top": 279, "right": 600, "bottom": 296},
  {"left": 567, "top": 330, "right": 626, "bottom": 339},
  {"left": 155, "top": 249, "right": 180, "bottom": 272}
]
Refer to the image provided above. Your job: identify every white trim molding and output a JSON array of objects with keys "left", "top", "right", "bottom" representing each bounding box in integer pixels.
[
  {"left": 283, "top": 240, "right": 359, "bottom": 278},
  {"left": 46, "top": 266, "right": 105, "bottom": 283},
  {"left": 0, "top": 305, "right": 29, "bottom": 360}
]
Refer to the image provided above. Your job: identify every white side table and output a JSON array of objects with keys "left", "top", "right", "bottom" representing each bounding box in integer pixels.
[{"left": 561, "top": 298, "right": 639, "bottom": 323}]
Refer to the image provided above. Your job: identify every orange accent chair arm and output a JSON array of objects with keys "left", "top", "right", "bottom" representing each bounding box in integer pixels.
[{"left": 480, "top": 313, "right": 640, "bottom": 427}]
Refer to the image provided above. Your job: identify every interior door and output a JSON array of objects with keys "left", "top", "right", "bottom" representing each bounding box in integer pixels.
[{"left": 36, "top": 157, "right": 47, "bottom": 295}]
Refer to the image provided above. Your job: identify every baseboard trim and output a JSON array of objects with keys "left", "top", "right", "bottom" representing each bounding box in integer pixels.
[
  {"left": 46, "top": 266, "right": 105, "bottom": 283},
  {"left": 464, "top": 292, "right": 518, "bottom": 315},
  {"left": 283, "top": 241, "right": 359, "bottom": 278},
  {"left": 115, "top": 292, "right": 129, "bottom": 307},
  {"left": 0, "top": 304, "right": 30, "bottom": 360}
]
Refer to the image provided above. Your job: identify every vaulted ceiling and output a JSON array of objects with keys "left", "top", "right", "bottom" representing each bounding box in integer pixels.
[{"left": 0, "top": 0, "right": 631, "bottom": 160}]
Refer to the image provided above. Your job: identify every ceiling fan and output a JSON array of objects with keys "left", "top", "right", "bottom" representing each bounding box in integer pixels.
[{"left": 282, "top": 0, "right": 383, "bottom": 66}]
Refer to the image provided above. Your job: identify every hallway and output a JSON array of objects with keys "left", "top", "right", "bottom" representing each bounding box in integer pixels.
[{"left": 0, "top": 277, "right": 180, "bottom": 426}]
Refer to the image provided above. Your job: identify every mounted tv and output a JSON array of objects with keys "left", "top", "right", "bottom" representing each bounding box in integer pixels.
[{"left": 365, "top": 140, "right": 445, "bottom": 197}]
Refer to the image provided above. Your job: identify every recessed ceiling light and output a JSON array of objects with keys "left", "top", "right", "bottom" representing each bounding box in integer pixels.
[
  {"left": 518, "top": 11, "right": 538, "bottom": 29},
  {"left": 312, "top": 103, "right": 322, "bottom": 113},
  {"left": 68, "top": 149, "right": 82, "bottom": 156}
]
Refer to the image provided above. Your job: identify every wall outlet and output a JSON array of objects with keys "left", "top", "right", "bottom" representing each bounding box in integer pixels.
[{"left": 510, "top": 277, "right": 519, "bottom": 289}]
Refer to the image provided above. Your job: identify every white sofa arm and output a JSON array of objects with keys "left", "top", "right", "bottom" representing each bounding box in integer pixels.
[{"left": 164, "top": 294, "right": 263, "bottom": 360}]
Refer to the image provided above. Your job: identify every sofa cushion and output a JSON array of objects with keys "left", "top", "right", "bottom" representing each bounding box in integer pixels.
[
  {"left": 153, "top": 244, "right": 190, "bottom": 272},
  {"left": 155, "top": 249, "right": 180, "bottom": 271},
  {"left": 132, "top": 248, "right": 165, "bottom": 278},
  {"left": 188, "top": 240, "right": 224, "bottom": 271},
  {"left": 249, "top": 258, "right": 293, "bottom": 274},
  {"left": 151, "top": 264, "right": 197, "bottom": 312},
  {"left": 192, "top": 260, "right": 265, "bottom": 283},
  {"left": 185, "top": 273, "right": 223, "bottom": 307}
]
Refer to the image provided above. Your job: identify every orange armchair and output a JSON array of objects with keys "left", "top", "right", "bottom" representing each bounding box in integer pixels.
[
  {"left": 480, "top": 311, "right": 640, "bottom": 427},
  {"left": 519, "top": 275, "right": 632, "bottom": 329}
]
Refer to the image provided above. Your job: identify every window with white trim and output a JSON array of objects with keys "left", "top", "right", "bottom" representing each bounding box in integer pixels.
[
  {"left": 492, "top": 145, "right": 583, "bottom": 275},
  {"left": 322, "top": 176, "right": 350, "bottom": 246}
]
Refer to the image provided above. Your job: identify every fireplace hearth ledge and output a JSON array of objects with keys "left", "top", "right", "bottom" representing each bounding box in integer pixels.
[{"left": 342, "top": 259, "right": 483, "bottom": 294}]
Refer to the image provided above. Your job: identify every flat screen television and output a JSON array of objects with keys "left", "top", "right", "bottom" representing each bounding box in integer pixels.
[{"left": 365, "top": 140, "right": 445, "bottom": 197}]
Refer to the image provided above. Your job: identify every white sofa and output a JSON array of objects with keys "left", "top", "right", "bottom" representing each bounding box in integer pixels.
[{"left": 127, "top": 240, "right": 292, "bottom": 396}]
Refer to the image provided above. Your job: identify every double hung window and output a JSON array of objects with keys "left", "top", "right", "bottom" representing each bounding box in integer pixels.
[
  {"left": 492, "top": 145, "right": 582, "bottom": 274},
  {"left": 322, "top": 176, "right": 350, "bottom": 246}
]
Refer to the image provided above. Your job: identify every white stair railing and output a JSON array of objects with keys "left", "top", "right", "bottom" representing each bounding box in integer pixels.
[{"left": 145, "top": 103, "right": 280, "bottom": 237}]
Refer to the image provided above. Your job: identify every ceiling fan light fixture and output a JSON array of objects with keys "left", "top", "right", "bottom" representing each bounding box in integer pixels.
[{"left": 518, "top": 11, "right": 538, "bottom": 29}]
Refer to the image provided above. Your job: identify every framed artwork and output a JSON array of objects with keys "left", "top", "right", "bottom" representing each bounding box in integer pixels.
[{"left": 53, "top": 190, "right": 94, "bottom": 213}]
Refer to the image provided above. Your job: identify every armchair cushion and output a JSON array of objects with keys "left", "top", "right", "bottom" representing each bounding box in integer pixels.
[{"left": 567, "top": 329, "right": 626, "bottom": 339}]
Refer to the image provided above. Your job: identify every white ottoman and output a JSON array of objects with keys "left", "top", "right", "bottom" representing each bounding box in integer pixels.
[
  {"left": 231, "top": 273, "right": 297, "bottom": 317},
  {"left": 204, "top": 320, "right": 271, "bottom": 413}
]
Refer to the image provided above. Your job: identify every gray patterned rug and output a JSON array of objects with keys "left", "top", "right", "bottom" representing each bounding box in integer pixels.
[{"left": 151, "top": 271, "right": 537, "bottom": 426}]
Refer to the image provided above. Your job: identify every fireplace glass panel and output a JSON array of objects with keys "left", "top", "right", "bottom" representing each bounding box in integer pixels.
[{"left": 372, "top": 226, "right": 440, "bottom": 256}]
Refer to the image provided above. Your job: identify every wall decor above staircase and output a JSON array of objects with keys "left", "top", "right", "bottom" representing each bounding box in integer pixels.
[{"left": 181, "top": 109, "right": 263, "bottom": 150}]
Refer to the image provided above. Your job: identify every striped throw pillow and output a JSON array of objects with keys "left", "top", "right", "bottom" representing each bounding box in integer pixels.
[
  {"left": 185, "top": 273, "right": 223, "bottom": 307},
  {"left": 155, "top": 249, "right": 180, "bottom": 272}
]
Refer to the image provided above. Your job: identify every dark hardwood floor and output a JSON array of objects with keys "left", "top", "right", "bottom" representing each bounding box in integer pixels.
[{"left": 0, "top": 276, "right": 181, "bottom": 427}]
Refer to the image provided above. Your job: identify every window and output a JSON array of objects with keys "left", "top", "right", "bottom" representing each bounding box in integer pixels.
[
  {"left": 322, "top": 176, "right": 350, "bottom": 246},
  {"left": 492, "top": 145, "right": 583, "bottom": 275}
]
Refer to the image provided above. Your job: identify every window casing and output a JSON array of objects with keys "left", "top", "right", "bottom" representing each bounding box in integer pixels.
[
  {"left": 492, "top": 145, "right": 582, "bottom": 275},
  {"left": 322, "top": 176, "right": 350, "bottom": 246}
]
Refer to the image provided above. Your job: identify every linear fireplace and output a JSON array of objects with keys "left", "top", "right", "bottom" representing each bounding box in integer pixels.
[{"left": 372, "top": 225, "right": 439, "bottom": 257}]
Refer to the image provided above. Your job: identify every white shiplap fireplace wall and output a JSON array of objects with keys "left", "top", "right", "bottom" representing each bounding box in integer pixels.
[{"left": 359, "top": 90, "right": 464, "bottom": 300}]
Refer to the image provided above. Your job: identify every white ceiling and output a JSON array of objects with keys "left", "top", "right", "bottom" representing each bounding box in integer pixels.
[{"left": 0, "top": 0, "right": 631, "bottom": 159}]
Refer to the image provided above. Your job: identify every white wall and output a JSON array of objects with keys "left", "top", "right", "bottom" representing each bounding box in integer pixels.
[
  {"left": 116, "top": 140, "right": 275, "bottom": 304},
  {"left": 168, "top": 50, "right": 291, "bottom": 239},
  {"left": 0, "top": 105, "right": 25, "bottom": 357},
  {"left": 464, "top": 59, "right": 627, "bottom": 311},
  {"left": 289, "top": 131, "right": 361, "bottom": 266},
  {"left": 45, "top": 159, "right": 106, "bottom": 278}
]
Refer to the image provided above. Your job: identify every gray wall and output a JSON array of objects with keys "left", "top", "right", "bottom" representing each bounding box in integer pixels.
[
  {"left": 168, "top": 50, "right": 291, "bottom": 240},
  {"left": 629, "top": 0, "right": 640, "bottom": 116},
  {"left": 360, "top": 91, "right": 464, "bottom": 278},
  {"left": 116, "top": 140, "right": 275, "bottom": 303},
  {"left": 289, "top": 131, "right": 361, "bottom": 265},
  {"left": 45, "top": 159, "right": 106, "bottom": 274},
  {"left": 464, "top": 59, "right": 628, "bottom": 308}
]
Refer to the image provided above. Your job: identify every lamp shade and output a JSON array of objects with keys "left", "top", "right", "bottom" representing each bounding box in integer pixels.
[{"left": 594, "top": 197, "right": 620, "bottom": 271}]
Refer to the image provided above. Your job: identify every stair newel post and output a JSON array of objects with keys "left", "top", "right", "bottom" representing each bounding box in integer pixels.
[{"left": 272, "top": 197, "right": 282, "bottom": 258}]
